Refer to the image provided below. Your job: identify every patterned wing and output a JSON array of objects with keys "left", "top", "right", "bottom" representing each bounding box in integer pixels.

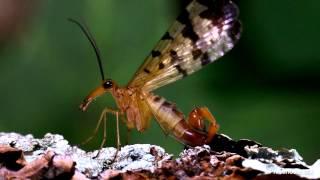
[{"left": 128, "top": 0, "right": 241, "bottom": 92}]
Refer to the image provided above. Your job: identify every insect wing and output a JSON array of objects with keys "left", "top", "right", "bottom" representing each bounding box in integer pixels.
[{"left": 128, "top": 0, "right": 241, "bottom": 92}]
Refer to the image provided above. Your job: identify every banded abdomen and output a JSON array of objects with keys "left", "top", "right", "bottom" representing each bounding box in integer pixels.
[{"left": 145, "top": 93, "right": 207, "bottom": 146}]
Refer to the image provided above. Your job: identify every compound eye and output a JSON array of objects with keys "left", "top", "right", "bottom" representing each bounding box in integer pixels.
[{"left": 103, "top": 79, "right": 113, "bottom": 89}]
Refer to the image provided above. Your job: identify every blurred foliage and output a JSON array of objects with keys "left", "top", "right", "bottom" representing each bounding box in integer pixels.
[{"left": 0, "top": 0, "right": 319, "bottom": 163}]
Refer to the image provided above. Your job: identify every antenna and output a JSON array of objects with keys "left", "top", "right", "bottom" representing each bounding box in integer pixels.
[{"left": 68, "top": 18, "right": 105, "bottom": 81}]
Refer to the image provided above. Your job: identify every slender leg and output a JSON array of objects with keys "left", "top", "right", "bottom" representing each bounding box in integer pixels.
[
  {"left": 188, "top": 107, "right": 219, "bottom": 144},
  {"left": 99, "top": 113, "right": 107, "bottom": 149},
  {"left": 115, "top": 111, "right": 121, "bottom": 150},
  {"left": 81, "top": 107, "right": 121, "bottom": 147},
  {"left": 95, "top": 113, "right": 107, "bottom": 158},
  {"left": 110, "top": 112, "right": 121, "bottom": 163},
  {"left": 81, "top": 109, "right": 107, "bottom": 146}
]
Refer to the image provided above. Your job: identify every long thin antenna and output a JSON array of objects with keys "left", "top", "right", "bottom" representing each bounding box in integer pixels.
[{"left": 68, "top": 18, "right": 105, "bottom": 81}]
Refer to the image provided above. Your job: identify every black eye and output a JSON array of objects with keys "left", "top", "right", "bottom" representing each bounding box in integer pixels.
[{"left": 103, "top": 79, "right": 113, "bottom": 89}]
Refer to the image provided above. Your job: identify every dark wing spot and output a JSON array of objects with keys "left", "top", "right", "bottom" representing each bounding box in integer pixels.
[
  {"left": 177, "top": 9, "right": 190, "bottom": 26},
  {"left": 198, "top": 0, "right": 239, "bottom": 28},
  {"left": 197, "top": 0, "right": 227, "bottom": 18},
  {"left": 151, "top": 50, "right": 161, "bottom": 58},
  {"left": 175, "top": 65, "right": 187, "bottom": 77},
  {"left": 153, "top": 96, "right": 161, "bottom": 102},
  {"left": 144, "top": 68, "right": 151, "bottom": 74},
  {"left": 192, "top": 49, "right": 202, "bottom": 60},
  {"left": 158, "top": 62, "right": 165, "bottom": 69},
  {"left": 161, "top": 32, "right": 174, "bottom": 40},
  {"left": 197, "top": 0, "right": 216, "bottom": 20},
  {"left": 170, "top": 50, "right": 183, "bottom": 64},
  {"left": 196, "top": 0, "right": 215, "bottom": 7},
  {"left": 177, "top": 9, "right": 199, "bottom": 42},
  {"left": 228, "top": 21, "right": 242, "bottom": 42},
  {"left": 170, "top": 50, "right": 177, "bottom": 56},
  {"left": 201, "top": 52, "right": 211, "bottom": 66},
  {"left": 161, "top": 101, "right": 172, "bottom": 108},
  {"left": 181, "top": 26, "right": 199, "bottom": 42}
]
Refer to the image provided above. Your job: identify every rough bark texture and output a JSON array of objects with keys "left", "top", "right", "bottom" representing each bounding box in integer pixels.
[{"left": 0, "top": 132, "right": 319, "bottom": 179}]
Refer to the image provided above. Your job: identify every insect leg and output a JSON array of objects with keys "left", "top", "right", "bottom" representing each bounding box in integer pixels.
[
  {"left": 115, "top": 111, "right": 121, "bottom": 150},
  {"left": 81, "top": 108, "right": 107, "bottom": 146},
  {"left": 188, "top": 107, "right": 219, "bottom": 144},
  {"left": 81, "top": 107, "right": 121, "bottom": 147},
  {"left": 110, "top": 111, "right": 121, "bottom": 163},
  {"left": 119, "top": 115, "right": 131, "bottom": 145},
  {"left": 99, "top": 113, "right": 107, "bottom": 149}
]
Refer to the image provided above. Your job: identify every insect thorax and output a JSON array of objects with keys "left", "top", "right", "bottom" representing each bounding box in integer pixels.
[{"left": 112, "top": 87, "right": 152, "bottom": 131}]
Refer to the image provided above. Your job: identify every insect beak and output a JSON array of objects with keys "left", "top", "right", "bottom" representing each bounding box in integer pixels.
[{"left": 79, "top": 85, "right": 107, "bottom": 111}]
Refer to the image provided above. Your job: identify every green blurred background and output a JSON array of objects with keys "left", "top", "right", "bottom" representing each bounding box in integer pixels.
[{"left": 0, "top": 0, "right": 319, "bottom": 163}]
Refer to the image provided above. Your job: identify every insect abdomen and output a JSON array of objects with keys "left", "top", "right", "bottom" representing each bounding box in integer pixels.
[
  {"left": 146, "top": 94, "right": 184, "bottom": 134},
  {"left": 146, "top": 93, "right": 207, "bottom": 146}
]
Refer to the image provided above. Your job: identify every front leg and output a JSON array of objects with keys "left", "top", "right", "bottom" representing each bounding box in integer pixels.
[{"left": 81, "top": 107, "right": 123, "bottom": 150}]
